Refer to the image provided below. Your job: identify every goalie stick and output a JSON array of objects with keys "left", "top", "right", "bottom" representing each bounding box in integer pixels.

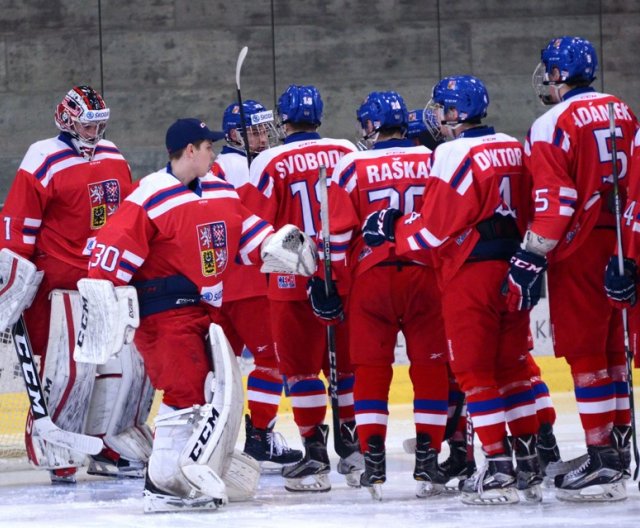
[
  {"left": 235, "top": 46, "right": 252, "bottom": 168},
  {"left": 318, "top": 165, "right": 351, "bottom": 459},
  {"left": 608, "top": 101, "right": 639, "bottom": 480},
  {"left": 12, "top": 315, "right": 103, "bottom": 455}
]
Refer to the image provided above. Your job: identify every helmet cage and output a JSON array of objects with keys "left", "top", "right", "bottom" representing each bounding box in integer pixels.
[{"left": 55, "top": 86, "right": 109, "bottom": 157}]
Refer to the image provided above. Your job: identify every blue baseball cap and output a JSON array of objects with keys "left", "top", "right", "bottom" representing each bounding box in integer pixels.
[{"left": 165, "top": 118, "right": 225, "bottom": 154}]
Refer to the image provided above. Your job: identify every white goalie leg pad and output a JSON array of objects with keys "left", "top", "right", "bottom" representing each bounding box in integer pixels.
[
  {"left": 74, "top": 278, "right": 139, "bottom": 364},
  {"left": 260, "top": 224, "right": 318, "bottom": 276},
  {"left": 0, "top": 248, "right": 44, "bottom": 330},
  {"left": 29, "top": 290, "right": 96, "bottom": 469},
  {"left": 223, "top": 450, "right": 261, "bottom": 502},
  {"left": 178, "top": 323, "right": 252, "bottom": 500},
  {"left": 85, "top": 343, "right": 154, "bottom": 463},
  {"left": 148, "top": 403, "right": 220, "bottom": 500}
]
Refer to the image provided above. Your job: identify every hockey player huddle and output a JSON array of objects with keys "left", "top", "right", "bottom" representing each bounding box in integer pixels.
[{"left": 0, "top": 34, "right": 638, "bottom": 512}]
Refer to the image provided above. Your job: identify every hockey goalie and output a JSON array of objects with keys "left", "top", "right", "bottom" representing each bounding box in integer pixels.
[{"left": 0, "top": 252, "right": 154, "bottom": 484}]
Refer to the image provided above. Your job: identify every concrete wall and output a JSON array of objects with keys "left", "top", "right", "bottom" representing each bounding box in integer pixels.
[{"left": 1, "top": 0, "right": 639, "bottom": 198}]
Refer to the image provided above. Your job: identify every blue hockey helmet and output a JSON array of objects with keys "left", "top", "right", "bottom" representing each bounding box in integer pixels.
[
  {"left": 540, "top": 36, "right": 598, "bottom": 85},
  {"left": 407, "top": 108, "right": 427, "bottom": 138},
  {"left": 357, "top": 91, "right": 408, "bottom": 133},
  {"left": 277, "top": 85, "right": 323, "bottom": 126},
  {"left": 222, "top": 100, "right": 272, "bottom": 136},
  {"left": 430, "top": 75, "right": 489, "bottom": 123},
  {"left": 221, "top": 99, "right": 278, "bottom": 152}
]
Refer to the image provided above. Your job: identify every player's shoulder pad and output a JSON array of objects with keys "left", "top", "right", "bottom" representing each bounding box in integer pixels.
[{"left": 19, "top": 136, "right": 74, "bottom": 174}]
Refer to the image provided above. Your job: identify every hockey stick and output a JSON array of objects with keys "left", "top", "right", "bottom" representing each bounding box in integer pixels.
[
  {"left": 608, "top": 101, "right": 640, "bottom": 480},
  {"left": 318, "top": 165, "right": 351, "bottom": 459},
  {"left": 12, "top": 315, "right": 103, "bottom": 454},
  {"left": 235, "top": 46, "right": 252, "bottom": 168}
]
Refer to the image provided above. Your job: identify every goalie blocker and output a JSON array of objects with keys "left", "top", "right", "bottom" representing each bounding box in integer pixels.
[{"left": 144, "top": 323, "right": 260, "bottom": 513}]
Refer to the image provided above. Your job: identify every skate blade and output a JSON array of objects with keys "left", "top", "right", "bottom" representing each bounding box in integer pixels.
[
  {"left": 284, "top": 473, "right": 331, "bottom": 493},
  {"left": 461, "top": 487, "right": 520, "bottom": 505},
  {"left": 367, "top": 483, "right": 383, "bottom": 501},
  {"left": 556, "top": 481, "right": 627, "bottom": 503},
  {"left": 87, "top": 461, "right": 145, "bottom": 479},
  {"left": 143, "top": 489, "right": 223, "bottom": 513},
  {"left": 416, "top": 480, "right": 444, "bottom": 498}
]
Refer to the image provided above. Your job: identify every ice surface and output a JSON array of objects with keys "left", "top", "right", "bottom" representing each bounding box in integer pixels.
[{"left": 1, "top": 393, "right": 639, "bottom": 528}]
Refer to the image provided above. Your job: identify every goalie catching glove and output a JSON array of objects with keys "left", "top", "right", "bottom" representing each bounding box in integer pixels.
[
  {"left": 0, "top": 248, "right": 44, "bottom": 330},
  {"left": 260, "top": 224, "right": 318, "bottom": 276},
  {"left": 74, "top": 278, "right": 140, "bottom": 364}
]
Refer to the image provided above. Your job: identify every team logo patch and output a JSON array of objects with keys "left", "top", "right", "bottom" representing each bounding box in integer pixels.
[
  {"left": 277, "top": 275, "right": 296, "bottom": 289},
  {"left": 88, "top": 179, "right": 121, "bottom": 229},
  {"left": 198, "top": 221, "right": 228, "bottom": 277}
]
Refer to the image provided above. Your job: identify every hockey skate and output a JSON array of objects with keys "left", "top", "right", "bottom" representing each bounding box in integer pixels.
[
  {"left": 336, "top": 421, "right": 364, "bottom": 488},
  {"left": 87, "top": 446, "right": 146, "bottom": 479},
  {"left": 282, "top": 425, "right": 331, "bottom": 492},
  {"left": 243, "top": 415, "right": 303, "bottom": 472},
  {"left": 554, "top": 445, "right": 626, "bottom": 502},
  {"left": 413, "top": 433, "right": 447, "bottom": 498},
  {"left": 460, "top": 440, "right": 518, "bottom": 505},
  {"left": 513, "top": 435, "right": 543, "bottom": 502},
  {"left": 49, "top": 467, "right": 77, "bottom": 485},
  {"left": 142, "top": 472, "right": 224, "bottom": 513},
  {"left": 536, "top": 422, "right": 561, "bottom": 481},
  {"left": 440, "top": 439, "right": 475, "bottom": 492},
  {"left": 360, "top": 435, "right": 385, "bottom": 501},
  {"left": 611, "top": 425, "right": 632, "bottom": 479}
]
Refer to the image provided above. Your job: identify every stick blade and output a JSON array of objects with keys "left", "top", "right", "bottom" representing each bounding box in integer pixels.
[
  {"left": 235, "top": 46, "right": 249, "bottom": 89},
  {"left": 33, "top": 417, "right": 104, "bottom": 455}
]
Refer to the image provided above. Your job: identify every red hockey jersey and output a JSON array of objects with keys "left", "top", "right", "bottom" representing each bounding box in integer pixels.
[
  {"left": 525, "top": 89, "right": 638, "bottom": 262},
  {"left": 395, "top": 129, "right": 530, "bottom": 287},
  {"left": 1, "top": 135, "right": 133, "bottom": 269},
  {"left": 86, "top": 167, "right": 273, "bottom": 307},
  {"left": 333, "top": 139, "right": 433, "bottom": 275},
  {"left": 240, "top": 132, "right": 359, "bottom": 300}
]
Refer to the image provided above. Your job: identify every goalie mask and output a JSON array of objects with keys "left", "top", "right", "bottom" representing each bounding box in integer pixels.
[
  {"left": 222, "top": 100, "right": 279, "bottom": 155},
  {"left": 533, "top": 36, "right": 598, "bottom": 105},
  {"left": 55, "top": 85, "right": 110, "bottom": 160},
  {"left": 356, "top": 91, "right": 408, "bottom": 149},
  {"left": 425, "top": 75, "right": 489, "bottom": 141}
]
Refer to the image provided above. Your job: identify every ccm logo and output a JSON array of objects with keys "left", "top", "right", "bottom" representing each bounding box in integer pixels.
[
  {"left": 511, "top": 257, "right": 544, "bottom": 273},
  {"left": 188, "top": 409, "right": 219, "bottom": 461}
]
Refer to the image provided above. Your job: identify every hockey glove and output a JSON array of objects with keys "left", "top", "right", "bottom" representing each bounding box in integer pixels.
[
  {"left": 604, "top": 256, "right": 638, "bottom": 308},
  {"left": 362, "top": 208, "right": 402, "bottom": 247},
  {"left": 307, "top": 276, "right": 344, "bottom": 324},
  {"left": 502, "top": 249, "right": 548, "bottom": 311}
]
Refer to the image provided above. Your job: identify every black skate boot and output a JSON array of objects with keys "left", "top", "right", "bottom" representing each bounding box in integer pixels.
[
  {"left": 611, "top": 425, "right": 632, "bottom": 479},
  {"left": 536, "top": 422, "right": 561, "bottom": 478},
  {"left": 414, "top": 433, "right": 447, "bottom": 498},
  {"left": 513, "top": 434, "right": 543, "bottom": 502},
  {"left": 88, "top": 446, "right": 146, "bottom": 479},
  {"left": 243, "top": 415, "right": 303, "bottom": 472},
  {"left": 460, "top": 439, "right": 518, "bottom": 505},
  {"left": 336, "top": 421, "right": 364, "bottom": 487},
  {"left": 282, "top": 424, "right": 331, "bottom": 492},
  {"left": 360, "top": 435, "right": 386, "bottom": 500},
  {"left": 441, "top": 439, "right": 476, "bottom": 491},
  {"left": 554, "top": 445, "right": 625, "bottom": 502}
]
